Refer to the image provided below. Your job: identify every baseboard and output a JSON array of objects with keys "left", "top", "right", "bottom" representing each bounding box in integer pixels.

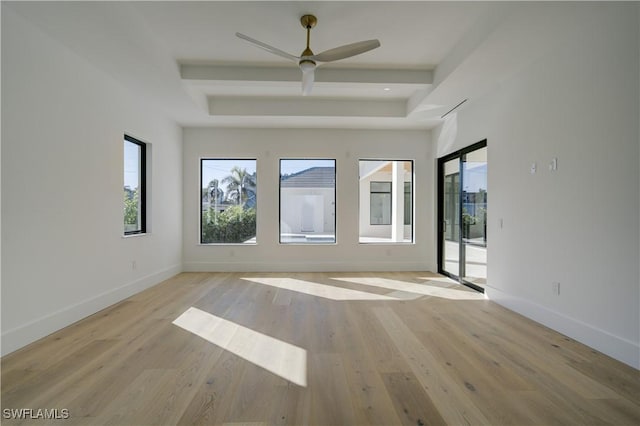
[
  {"left": 485, "top": 285, "right": 640, "bottom": 370},
  {"left": 183, "top": 260, "right": 433, "bottom": 273},
  {"left": 1, "top": 264, "right": 182, "bottom": 357}
]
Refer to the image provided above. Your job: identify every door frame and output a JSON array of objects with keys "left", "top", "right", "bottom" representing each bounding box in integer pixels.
[{"left": 437, "top": 140, "right": 487, "bottom": 292}]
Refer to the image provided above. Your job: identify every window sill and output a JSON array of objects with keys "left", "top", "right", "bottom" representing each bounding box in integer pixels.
[
  {"left": 122, "top": 232, "right": 150, "bottom": 239},
  {"left": 198, "top": 243, "right": 257, "bottom": 246}
]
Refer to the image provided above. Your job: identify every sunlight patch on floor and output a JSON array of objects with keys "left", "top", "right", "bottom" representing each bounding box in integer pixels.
[
  {"left": 331, "top": 277, "right": 485, "bottom": 300},
  {"left": 241, "top": 277, "right": 398, "bottom": 301},
  {"left": 173, "top": 307, "right": 307, "bottom": 387}
]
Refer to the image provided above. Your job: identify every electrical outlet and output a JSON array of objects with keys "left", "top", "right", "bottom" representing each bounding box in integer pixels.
[
  {"left": 552, "top": 282, "right": 560, "bottom": 295},
  {"left": 131, "top": 260, "right": 137, "bottom": 270}
]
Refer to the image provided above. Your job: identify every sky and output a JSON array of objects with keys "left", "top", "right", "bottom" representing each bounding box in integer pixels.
[
  {"left": 201, "top": 159, "right": 257, "bottom": 189},
  {"left": 201, "top": 159, "right": 336, "bottom": 189},
  {"left": 124, "top": 140, "right": 140, "bottom": 189},
  {"left": 463, "top": 163, "right": 487, "bottom": 193}
]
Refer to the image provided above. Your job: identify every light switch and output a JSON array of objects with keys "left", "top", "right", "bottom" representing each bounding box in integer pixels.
[{"left": 530, "top": 162, "right": 537, "bottom": 174}]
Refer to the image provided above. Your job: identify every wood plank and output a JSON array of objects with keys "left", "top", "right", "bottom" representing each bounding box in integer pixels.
[
  {"left": 2, "top": 271, "right": 638, "bottom": 426},
  {"left": 381, "top": 372, "right": 446, "bottom": 426},
  {"left": 307, "top": 353, "right": 358, "bottom": 426},
  {"left": 1, "top": 339, "right": 118, "bottom": 409},
  {"left": 335, "top": 304, "right": 403, "bottom": 425},
  {"left": 373, "top": 306, "right": 491, "bottom": 425},
  {"left": 176, "top": 349, "right": 246, "bottom": 425}
]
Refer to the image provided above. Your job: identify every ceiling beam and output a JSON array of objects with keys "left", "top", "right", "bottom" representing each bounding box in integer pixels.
[
  {"left": 209, "top": 96, "right": 406, "bottom": 118},
  {"left": 181, "top": 64, "right": 432, "bottom": 85}
]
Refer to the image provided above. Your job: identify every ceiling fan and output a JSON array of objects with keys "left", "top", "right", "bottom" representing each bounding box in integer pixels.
[{"left": 236, "top": 14, "right": 381, "bottom": 96}]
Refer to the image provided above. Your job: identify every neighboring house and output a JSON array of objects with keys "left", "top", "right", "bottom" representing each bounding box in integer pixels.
[
  {"left": 359, "top": 161, "right": 412, "bottom": 242},
  {"left": 280, "top": 167, "right": 335, "bottom": 236},
  {"left": 243, "top": 182, "right": 257, "bottom": 210},
  {"left": 202, "top": 185, "right": 225, "bottom": 212}
]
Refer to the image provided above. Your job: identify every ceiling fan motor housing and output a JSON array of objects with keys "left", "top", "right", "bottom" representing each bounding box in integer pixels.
[{"left": 300, "top": 14, "right": 317, "bottom": 29}]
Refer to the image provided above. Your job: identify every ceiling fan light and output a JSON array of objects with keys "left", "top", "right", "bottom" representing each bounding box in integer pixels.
[{"left": 299, "top": 60, "right": 316, "bottom": 73}]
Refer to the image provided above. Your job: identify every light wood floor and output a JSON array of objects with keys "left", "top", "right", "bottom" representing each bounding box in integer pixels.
[{"left": 2, "top": 272, "right": 639, "bottom": 425}]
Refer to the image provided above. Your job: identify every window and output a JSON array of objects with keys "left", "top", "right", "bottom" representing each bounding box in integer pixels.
[
  {"left": 200, "top": 159, "right": 257, "bottom": 244},
  {"left": 404, "top": 181, "right": 412, "bottom": 225},
  {"left": 370, "top": 182, "right": 391, "bottom": 225},
  {"left": 280, "top": 159, "right": 336, "bottom": 244},
  {"left": 359, "top": 160, "right": 413, "bottom": 243},
  {"left": 123, "top": 135, "right": 146, "bottom": 235}
]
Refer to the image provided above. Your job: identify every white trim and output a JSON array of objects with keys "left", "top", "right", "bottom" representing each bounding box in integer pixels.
[
  {"left": 1, "top": 264, "right": 182, "bottom": 357},
  {"left": 198, "top": 242, "right": 257, "bottom": 246},
  {"left": 485, "top": 286, "right": 640, "bottom": 370},
  {"left": 122, "top": 232, "right": 151, "bottom": 239},
  {"left": 183, "top": 260, "right": 430, "bottom": 273}
]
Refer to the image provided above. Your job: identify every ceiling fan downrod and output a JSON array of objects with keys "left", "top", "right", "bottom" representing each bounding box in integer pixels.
[{"left": 299, "top": 15, "right": 317, "bottom": 65}]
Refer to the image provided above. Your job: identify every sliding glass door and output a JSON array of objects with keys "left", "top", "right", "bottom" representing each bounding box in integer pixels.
[{"left": 438, "top": 141, "right": 487, "bottom": 291}]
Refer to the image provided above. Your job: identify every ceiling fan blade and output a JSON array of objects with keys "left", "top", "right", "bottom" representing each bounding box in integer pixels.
[
  {"left": 235, "top": 32, "right": 299, "bottom": 62},
  {"left": 311, "top": 39, "right": 380, "bottom": 62},
  {"left": 302, "top": 68, "right": 315, "bottom": 96}
]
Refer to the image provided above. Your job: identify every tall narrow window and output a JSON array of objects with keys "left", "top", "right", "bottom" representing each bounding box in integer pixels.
[
  {"left": 359, "top": 160, "right": 413, "bottom": 243},
  {"left": 280, "top": 159, "right": 336, "bottom": 244},
  {"left": 201, "top": 159, "right": 257, "bottom": 244},
  {"left": 124, "top": 135, "right": 146, "bottom": 235}
]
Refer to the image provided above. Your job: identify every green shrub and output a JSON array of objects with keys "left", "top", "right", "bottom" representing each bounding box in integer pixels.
[{"left": 202, "top": 205, "right": 256, "bottom": 243}]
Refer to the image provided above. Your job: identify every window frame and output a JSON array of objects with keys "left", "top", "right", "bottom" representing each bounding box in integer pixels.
[
  {"left": 123, "top": 135, "right": 147, "bottom": 236},
  {"left": 359, "top": 159, "right": 415, "bottom": 244},
  {"left": 199, "top": 158, "right": 258, "bottom": 245},
  {"left": 279, "top": 158, "right": 337, "bottom": 245}
]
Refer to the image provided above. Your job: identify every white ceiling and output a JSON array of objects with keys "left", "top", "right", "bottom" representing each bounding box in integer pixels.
[
  {"left": 132, "top": 2, "right": 487, "bottom": 67},
  {"left": 6, "top": 1, "right": 558, "bottom": 130}
]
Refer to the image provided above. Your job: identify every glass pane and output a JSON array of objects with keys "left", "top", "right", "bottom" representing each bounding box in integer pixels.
[
  {"left": 359, "top": 160, "right": 413, "bottom": 243},
  {"left": 124, "top": 139, "right": 142, "bottom": 234},
  {"left": 462, "top": 147, "right": 487, "bottom": 287},
  {"left": 201, "top": 159, "right": 257, "bottom": 244},
  {"left": 371, "top": 181, "right": 392, "bottom": 192},
  {"left": 370, "top": 192, "right": 391, "bottom": 225},
  {"left": 442, "top": 158, "right": 460, "bottom": 276},
  {"left": 280, "top": 159, "right": 336, "bottom": 244},
  {"left": 404, "top": 182, "right": 411, "bottom": 225}
]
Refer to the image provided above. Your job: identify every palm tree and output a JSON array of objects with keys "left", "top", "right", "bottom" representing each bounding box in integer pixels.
[
  {"left": 222, "top": 167, "right": 256, "bottom": 206},
  {"left": 207, "top": 179, "right": 223, "bottom": 204},
  {"left": 206, "top": 179, "right": 223, "bottom": 224}
]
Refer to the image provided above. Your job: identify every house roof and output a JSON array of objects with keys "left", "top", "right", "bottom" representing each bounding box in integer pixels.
[{"left": 281, "top": 167, "right": 335, "bottom": 189}]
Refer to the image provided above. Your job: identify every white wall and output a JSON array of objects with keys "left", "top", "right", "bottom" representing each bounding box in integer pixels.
[
  {"left": 183, "top": 128, "right": 433, "bottom": 272},
  {"left": 435, "top": 3, "right": 640, "bottom": 368},
  {"left": 280, "top": 188, "right": 335, "bottom": 235},
  {"left": 1, "top": 8, "right": 183, "bottom": 355}
]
